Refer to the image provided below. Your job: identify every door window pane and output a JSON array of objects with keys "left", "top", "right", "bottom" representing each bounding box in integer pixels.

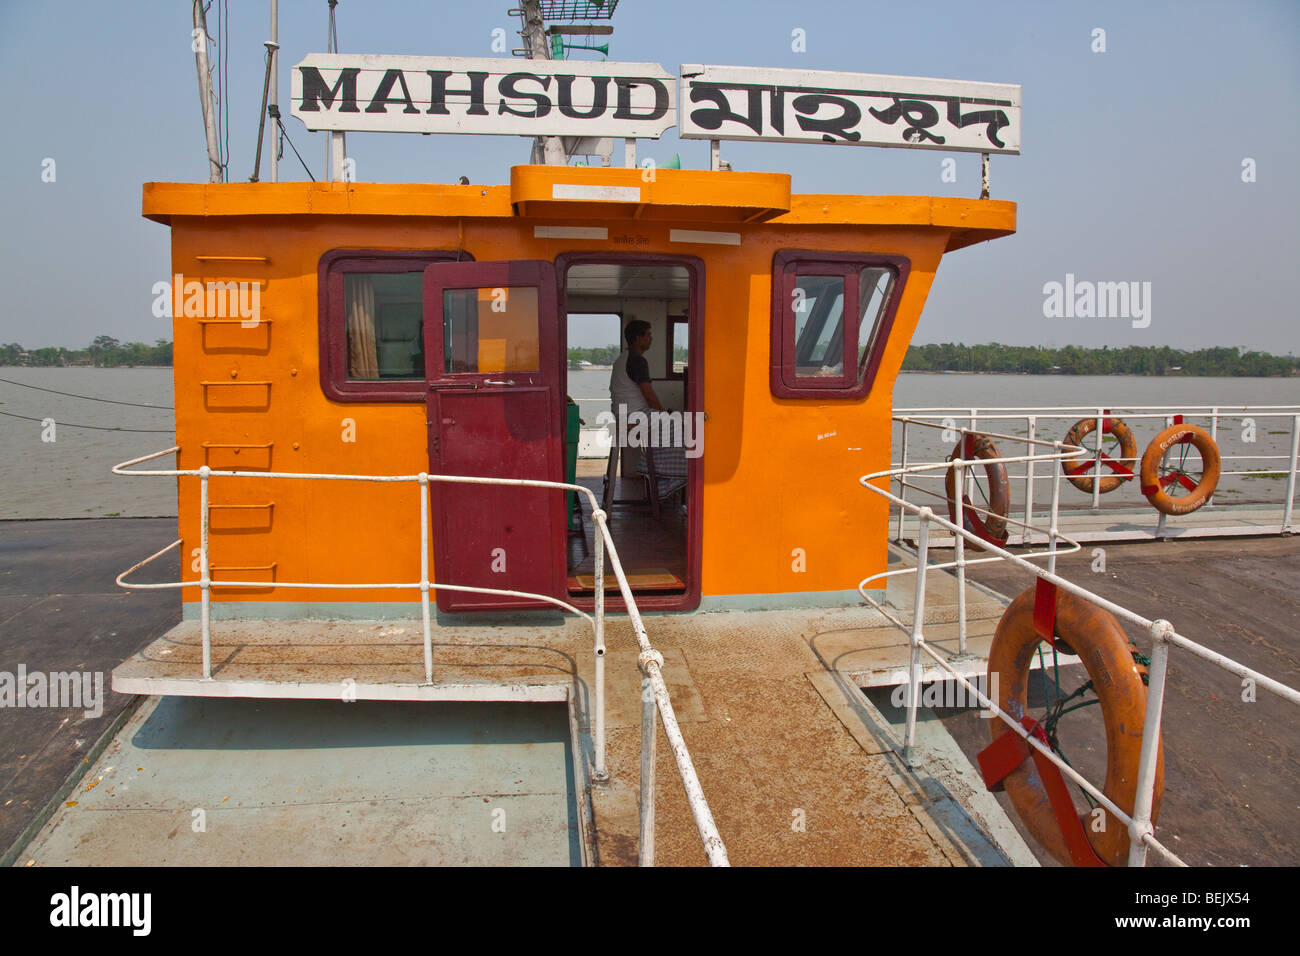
[{"left": 443, "top": 286, "right": 540, "bottom": 374}]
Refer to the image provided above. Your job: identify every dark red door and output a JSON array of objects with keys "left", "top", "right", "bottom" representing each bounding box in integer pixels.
[{"left": 423, "top": 261, "right": 563, "bottom": 612}]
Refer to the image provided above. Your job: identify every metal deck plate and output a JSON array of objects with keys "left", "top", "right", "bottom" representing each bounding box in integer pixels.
[{"left": 21, "top": 696, "right": 581, "bottom": 866}]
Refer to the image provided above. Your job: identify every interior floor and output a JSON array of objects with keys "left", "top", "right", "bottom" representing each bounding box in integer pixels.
[{"left": 566, "top": 475, "right": 687, "bottom": 592}]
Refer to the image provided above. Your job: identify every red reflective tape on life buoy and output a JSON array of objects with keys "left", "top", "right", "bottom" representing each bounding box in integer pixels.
[
  {"left": 1033, "top": 578, "right": 1057, "bottom": 641},
  {"left": 1023, "top": 719, "right": 1108, "bottom": 867},
  {"left": 1173, "top": 414, "right": 1183, "bottom": 425},
  {"left": 1140, "top": 483, "right": 1160, "bottom": 496},
  {"left": 1100, "top": 455, "right": 1135, "bottom": 477},
  {"left": 977, "top": 727, "right": 1030, "bottom": 791},
  {"left": 980, "top": 719, "right": 1107, "bottom": 865},
  {"left": 961, "top": 494, "right": 1010, "bottom": 546}
]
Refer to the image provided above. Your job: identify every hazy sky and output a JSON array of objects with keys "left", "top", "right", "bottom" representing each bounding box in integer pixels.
[{"left": 1, "top": 0, "right": 1297, "bottom": 353}]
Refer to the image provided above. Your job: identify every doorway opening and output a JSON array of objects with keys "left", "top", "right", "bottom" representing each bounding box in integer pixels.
[{"left": 559, "top": 257, "right": 702, "bottom": 612}]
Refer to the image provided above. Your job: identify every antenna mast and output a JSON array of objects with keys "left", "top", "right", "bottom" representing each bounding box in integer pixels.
[
  {"left": 518, "top": 0, "right": 567, "bottom": 165},
  {"left": 192, "top": 0, "right": 222, "bottom": 182}
]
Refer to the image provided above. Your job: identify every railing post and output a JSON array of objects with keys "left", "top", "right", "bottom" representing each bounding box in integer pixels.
[
  {"left": 638, "top": 669, "right": 657, "bottom": 866},
  {"left": 199, "top": 464, "right": 212, "bottom": 680},
  {"left": 419, "top": 473, "right": 433, "bottom": 684},
  {"left": 1284, "top": 413, "right": 1300, "bottom": 532},
  {"left": 895, "top": 419, "right": 909, "bottom": 543},
  {"left": 1048, "top": 446, "right": 1063, "bottom": 577},
  {"left": 593, "top": 509, "right": 608, "bottom": 783},
  {"left": 964, "top": 409, "right": 977, "bottom": 502},
  {"left": 1091, "top": 407, "right": 1104, "bottom": 511},
  {"left": 953, "top": 460, "right": 968, "bottom": 657},
  {"left": 904, "top": 508, "right": 932, "bottom": 768},
  {"left": 1024, "top": 415, "right": 1037, "bottom": 545},
  {"left": 1129, "top": 620, "right": 1172, "bottom": 867},
  {"left": 1207, "top": 408, "right": 1219, "bottom": 508}
]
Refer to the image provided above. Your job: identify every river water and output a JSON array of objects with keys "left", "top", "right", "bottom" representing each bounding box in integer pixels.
[{"left": 1, "top": 368, "right": 1296, "bottom": 519}]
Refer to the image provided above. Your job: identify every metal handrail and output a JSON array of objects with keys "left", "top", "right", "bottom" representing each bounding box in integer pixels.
[
  {"left": 858, "top": 429, "right": 1300, "bottom": 867},
  {"left": 113, "top": 446, "right": 728, "bottom": 867},
  {"left": 891, "top": 406, "right": 1300, "bottom": 538}
]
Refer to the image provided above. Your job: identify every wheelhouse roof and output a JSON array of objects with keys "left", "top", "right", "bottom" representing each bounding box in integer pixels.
[{"left": 143, "top": 166, "right": 1015, "bottom": 252}]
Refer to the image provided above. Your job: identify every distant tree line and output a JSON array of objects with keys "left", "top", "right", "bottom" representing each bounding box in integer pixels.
[
  {"left": 902, "top": 344, "right": 1298, "bottom": 376},
  {"left": 5, "top": 337, "right": 1293, "bottom": 376},
  {"left": 0, "top": 336, "right": 172, "bottom": 367},
  {"left": 567, "top": 345, "right": 688, "bottom": 367}
]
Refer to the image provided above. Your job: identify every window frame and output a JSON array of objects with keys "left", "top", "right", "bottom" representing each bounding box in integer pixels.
[
  {"left": 769, "top": 250, "right": 910, "bottom": 399},
  {"left": 665, "top": 314, "right": 689, "bottom": 381},
  {"left": 318, "top": 249, "right": 472, "bottom": 403}
]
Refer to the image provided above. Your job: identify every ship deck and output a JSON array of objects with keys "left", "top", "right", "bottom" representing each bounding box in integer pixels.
[
  {"left": 94, "top": 579, "right": 1029, "bottom": 866},
  {"left": 7, "top": 518, "right": 1296, "bottom": 867},
  {"left": 14, "top": 536, "right": 1034, "bottom": 866}
]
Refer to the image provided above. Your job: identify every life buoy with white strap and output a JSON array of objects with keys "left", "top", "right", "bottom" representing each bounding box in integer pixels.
[{"left": 985, "top": 585, "right": 1163, "bottom": 866}]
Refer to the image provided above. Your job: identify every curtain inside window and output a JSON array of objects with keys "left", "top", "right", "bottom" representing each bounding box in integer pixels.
[{"left": 346, "top": 276, "right": 379, "bottom": 379}]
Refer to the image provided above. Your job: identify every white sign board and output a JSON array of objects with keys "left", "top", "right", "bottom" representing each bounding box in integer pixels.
[
  {"left": 679, "top": 64, "right": 1020, "bottom": 154},
  {"left": 291, "top": 55, "right": 677, "bottom": 138}
]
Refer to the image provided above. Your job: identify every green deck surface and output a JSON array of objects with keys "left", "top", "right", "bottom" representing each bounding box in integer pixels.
[{"left": 20, "top": 697, "right": 581, "bottom": 866}]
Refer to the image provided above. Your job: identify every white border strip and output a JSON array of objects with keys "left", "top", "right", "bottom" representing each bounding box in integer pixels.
[
  {"left": 670, "top": 229, "right": 741, "bottom": 246},
  {"left": 534, "top": 225, "right": 609, "bottom": 240},
  {"left": 552, "top": 184, "right": 641, "bottom": 202}
]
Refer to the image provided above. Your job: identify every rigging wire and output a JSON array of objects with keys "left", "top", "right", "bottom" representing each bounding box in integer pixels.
[
  {"left": 0, "top": 378, "right": 173, "bottom": 410},
  {"left": 0, "top": 409, "right": 174, "bottom": 433},
  {"left": 276, "top": 117, "right": 317, "bottom": 180}
]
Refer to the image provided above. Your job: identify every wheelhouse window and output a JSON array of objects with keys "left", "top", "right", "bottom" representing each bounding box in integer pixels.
[
  {"left": 667, "top": 315, "right": 688, "bottom": 380},
  {"left": 346, "top": 273, "right": 423, "bottom": 379},
  {"left": 319, "top": 250, "right": 469, "bottom": 403},
  {"left": 770, "top": 251, "right": 910, "bottom": 399}
]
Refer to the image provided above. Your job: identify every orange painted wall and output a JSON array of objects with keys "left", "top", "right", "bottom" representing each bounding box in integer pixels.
[{"left": 151, "top": 175, "right": 1014, "bottom": 608}]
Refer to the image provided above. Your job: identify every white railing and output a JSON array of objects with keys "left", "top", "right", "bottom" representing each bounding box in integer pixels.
[
  {"left": 893, "top": 404, "right": 1300, "bottom": 541},
  {"left": 113, "top": 446, "right": 728, "bottom": 867},
  {"left": 859, "top": 419, "right": 1300, "bottom": 866}
]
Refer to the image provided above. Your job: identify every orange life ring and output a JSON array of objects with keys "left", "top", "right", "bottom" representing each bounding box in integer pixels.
[
  {"left": 1061, "top": 416, "right": 1138, "bottom": 494},
  {"left": 987, "top": 586, "right": 1163, "bottom": 867},
  {"left": 944, "top": 433, "right": 1010, "bottom": 549},
  {"left": 1139, "top": 423, "right": 1220, "bottom": 516}
]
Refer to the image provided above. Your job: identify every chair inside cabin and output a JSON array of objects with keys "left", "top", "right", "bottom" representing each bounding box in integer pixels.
[{"left": 601, "top": 435, "right": 688, "bottom": 519}]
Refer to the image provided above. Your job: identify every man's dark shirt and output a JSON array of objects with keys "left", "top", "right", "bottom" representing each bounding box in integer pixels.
[{"left": 626, "top": 351, "right": 650, "bottom": 385}]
